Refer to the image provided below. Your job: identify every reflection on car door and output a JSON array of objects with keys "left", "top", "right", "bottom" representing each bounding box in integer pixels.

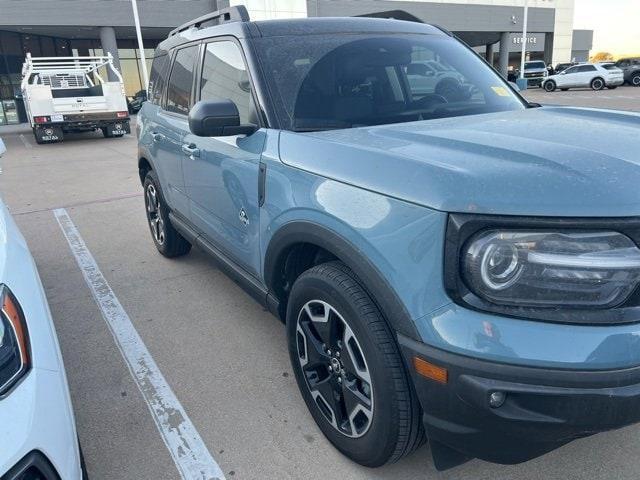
[
  {"left": 182, "top": 39, "right": 265, "bottom": 277},
  {"left": 154, "top": 45, "right": 199, "bottom": 216}
]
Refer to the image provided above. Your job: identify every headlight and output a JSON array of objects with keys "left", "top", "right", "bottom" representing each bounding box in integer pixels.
[
  {"left": 0, "top": 285, "right": 30, "bottom": 395},
  {"left": 462, "top": 231, "right": 640, "bottom": 309}
]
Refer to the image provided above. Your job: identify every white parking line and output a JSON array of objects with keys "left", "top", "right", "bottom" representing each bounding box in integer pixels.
[
  {"left": 18, "top": 134, "right": 33, "bottom": 149},
  {"left": 54, "top": 208, "right": 226, "bottom": 480}
]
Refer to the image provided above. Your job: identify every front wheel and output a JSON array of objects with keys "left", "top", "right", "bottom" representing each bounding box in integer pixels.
[
  {"left": 543, "top": 80, "right": 556, "bottom": 92},
  {"left": 631, "top": 73, "right": 640, "bottom": 87},
  {"left": 287, "top": 261, "right": 424, "bottom": 467},
  {"left": 591, "top": 77, "right": 605, "bottom": 91}
]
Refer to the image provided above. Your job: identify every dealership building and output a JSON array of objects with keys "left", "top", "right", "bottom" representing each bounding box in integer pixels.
[{"left": 0, "top": 0, "right": 592, "bottom": 124}]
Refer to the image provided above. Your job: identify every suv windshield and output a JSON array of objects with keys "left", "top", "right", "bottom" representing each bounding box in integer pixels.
[
  {"left": 525, "top": 61, "right": 546, "bottom": 70},
  {"left": 253, "top": 33, "right": 525, "bottom": 132}
]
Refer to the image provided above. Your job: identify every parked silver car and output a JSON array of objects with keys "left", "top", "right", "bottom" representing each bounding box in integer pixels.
[{"left": 542, "top": 63, "right": 624, "bottom": 92}]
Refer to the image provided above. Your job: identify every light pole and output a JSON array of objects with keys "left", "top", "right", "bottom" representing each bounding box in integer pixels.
[
  {"left": 131, "top": 0, "right": 149, "bottom": 90},
  {"left": 519, "top": 0, "right": 529, "bottom": 79}
]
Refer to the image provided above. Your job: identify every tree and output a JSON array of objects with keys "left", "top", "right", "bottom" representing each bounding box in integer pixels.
[{"left": 590, "top": 52, "right": 614, "bottom": 62}]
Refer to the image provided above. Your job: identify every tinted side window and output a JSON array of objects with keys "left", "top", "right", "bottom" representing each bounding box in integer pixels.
[
  {"left": 564, "top": 66, "right": 578, "bottom": 74},
  {"left": 579, "top": 65, "right": 596, "bottom": 72},
  {"left": 166, "top": 45, "right": 198, "bottom": 115},
  {"left": 200, "top": 41, "right": 252, "bottom": 124},
  {"left": 148, "top": 53, "right": 168, "bottom": 105}
]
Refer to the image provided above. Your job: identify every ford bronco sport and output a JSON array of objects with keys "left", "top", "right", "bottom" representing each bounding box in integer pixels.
[{"left": 137, "top": 6, "right": 640, "bottom": 470}]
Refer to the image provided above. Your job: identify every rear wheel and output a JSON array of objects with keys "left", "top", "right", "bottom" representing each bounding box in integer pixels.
[
  {"left": 287, "top": 261, "right": 424, "bottom": 467},
  {"left": 543, "top": 80, "right": 556, "bottom": 92},
  {"left": 143, "top": 170, "right": 191, "bottom": 257},
  {"left": 631, "top": 73, "right": 640, "bottom": 87},
  {"left": 591, "top": 77, "right": 605, "bottom": 91}
]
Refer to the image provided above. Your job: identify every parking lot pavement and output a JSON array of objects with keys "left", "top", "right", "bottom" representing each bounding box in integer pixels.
[
  {"left": 523, "top": 84, "right": 640, "bottom": 112},
  {"left": 1, "top": 102, "right": 640, "bottom": 480}
]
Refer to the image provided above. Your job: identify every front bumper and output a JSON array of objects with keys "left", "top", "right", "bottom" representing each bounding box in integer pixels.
[
  {"left": 524, "top": 75, "right": 546, "bottom": 86},
  {"left": 0, "top": 368, "right": 81, "bottom": 479},
  {"left": 399, "top": 333, "right": 640, "bottom": 468}
]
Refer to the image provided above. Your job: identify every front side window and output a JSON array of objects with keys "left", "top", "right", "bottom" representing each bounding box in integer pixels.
[
  {"left": 254, "top": 33, "right": 525, "bottom": 132},
  {"left": 564, "top": 66, "right": 578, "bottom": 75},
  {"left": 165, "top": 45, "right": 198, "bottom": 115},
  {"left": 199, "top": 40, "right": 252, "bottom": 124}
]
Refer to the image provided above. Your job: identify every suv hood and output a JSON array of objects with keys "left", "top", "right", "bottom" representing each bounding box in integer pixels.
[{"left": 279, "top": 107, "right": 640, "bottom": 217}]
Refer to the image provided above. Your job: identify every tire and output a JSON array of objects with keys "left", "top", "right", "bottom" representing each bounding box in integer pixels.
[
  {"left": 543, "top": 80, "right": 556, "bottom": 92},
  {"left": 101, "top": 127, "right": 112, "bottom": 138},
  {"left": 287, "top": 261, "right": 424, "bottom": 467},
  {"left": 631, "top": 73, "right": 640, "bottom": 87},
  {"left": 591, "top": 77, "right": 605, "bottom": 91},
  {"left": 143, "top": 169, "right": 191, "bottom": 257}
]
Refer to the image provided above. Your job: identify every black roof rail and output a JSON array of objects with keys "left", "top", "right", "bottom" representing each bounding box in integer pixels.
[
  {"left": 355, "top": 10, "right": 424, "bottom": 24},
  {"left": 169, "top": 5, "right": 250, "bottom": 37}
]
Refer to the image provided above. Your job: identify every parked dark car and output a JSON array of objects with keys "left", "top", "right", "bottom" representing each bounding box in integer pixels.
[
  {"left": 127, "top": 89, "right": 147, "bottom": 114},
  {"left": 555, "top": 62, "right": 578, "bottom": 74},
  {"left": 613, "top": 57, "right": 640, "bottom": 86}
]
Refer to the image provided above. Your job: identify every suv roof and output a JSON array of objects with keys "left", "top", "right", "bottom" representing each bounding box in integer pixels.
[{"left": 158, "top": 5, "right": 445, "bottom": 51}]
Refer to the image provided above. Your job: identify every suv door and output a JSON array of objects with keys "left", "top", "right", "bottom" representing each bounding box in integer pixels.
[
  {"left": 182, "top": 39, "right": 265, "bottom": 277},
  {"left": 153, "top": 44, "right": 199, "bottom": 216},
  {"left": 578, "top": 65, "right": 597, "bottom": 86},
  {"left": 557, "top": 66, "right": 578, "bottom": 87}
]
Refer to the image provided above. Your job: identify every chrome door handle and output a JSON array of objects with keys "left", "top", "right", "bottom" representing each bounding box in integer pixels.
[
  {"left": 181, "top": 143, "right": 200, "bottom": 158},
  {"left": 151, "top": 132, "right": 165, "bottom": 142}
]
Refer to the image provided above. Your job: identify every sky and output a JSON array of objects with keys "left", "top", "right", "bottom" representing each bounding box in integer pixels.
[{"left": 573, "top": 0, "right": 640, "bottom": 56}]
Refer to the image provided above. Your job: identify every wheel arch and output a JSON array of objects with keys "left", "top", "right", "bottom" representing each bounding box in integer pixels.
[
  {"left": 264, "top": 221, "right": 420, "bottom": 340},
  {"left": 138, "top": 155, "right": 155, "bottom": 185}
]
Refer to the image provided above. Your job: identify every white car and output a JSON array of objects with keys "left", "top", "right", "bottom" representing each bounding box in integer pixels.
[
  {"left": 542, "top": 63, "right": 624, "bottom": 92},
  {"left": 0, "top": 138, "right": 85, "bottom": 479}
]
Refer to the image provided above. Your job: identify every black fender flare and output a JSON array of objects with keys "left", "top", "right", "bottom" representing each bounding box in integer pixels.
[
  {"left": 264, "top": 221, "right": 420, "bottom": 340},
  {"left": 137, "top": 145, "right": 157, "bottom": 183}
]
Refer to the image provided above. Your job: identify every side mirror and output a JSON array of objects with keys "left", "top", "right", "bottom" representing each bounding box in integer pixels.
[{"left": 188, "top": 99, "right": 257, "bottom": 137}]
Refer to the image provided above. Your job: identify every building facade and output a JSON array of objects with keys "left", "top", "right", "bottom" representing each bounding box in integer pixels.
[{"left": 0, "top": 0, "right": 590, "bottom": 124}]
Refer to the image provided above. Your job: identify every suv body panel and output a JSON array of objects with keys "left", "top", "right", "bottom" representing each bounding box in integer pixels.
[{"left": 137, "top": 14, "right": 640, "bottom": 469}]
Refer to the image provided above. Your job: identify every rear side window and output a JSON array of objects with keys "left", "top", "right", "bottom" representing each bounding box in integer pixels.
[
  {"left": 166, "top": 45, "right": 198, "bottom": 115},
  {"left": 148, "top": 53, "right": 168, "bottom": 105},
  {"left": 199, "top": 41, "right": 252, "bottom": 124},
  {"left": 577, "top": 65, "right": 596, "bottom": 72}
]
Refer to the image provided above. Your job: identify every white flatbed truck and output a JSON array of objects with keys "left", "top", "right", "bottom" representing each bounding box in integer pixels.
[{"left": 21, "top": 53, "right": 131, "bottom": 144}]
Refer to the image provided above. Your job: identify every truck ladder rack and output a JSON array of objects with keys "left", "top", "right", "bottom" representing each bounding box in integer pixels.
[{"left": 21, "top": 53, "right": 123, "bottom": 90}]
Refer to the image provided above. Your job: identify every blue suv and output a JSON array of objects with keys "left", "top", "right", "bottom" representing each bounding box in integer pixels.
[{"left": 137, "top": 6, "right": 640, "bottom": 470}]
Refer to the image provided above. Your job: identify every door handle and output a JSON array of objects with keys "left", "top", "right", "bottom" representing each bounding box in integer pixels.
[
  {"left": 181, "top": 143, "right": 200, "bottom": 158},
  {"left": 151, "top": 132, "right": 165, "bottom": 142}
]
